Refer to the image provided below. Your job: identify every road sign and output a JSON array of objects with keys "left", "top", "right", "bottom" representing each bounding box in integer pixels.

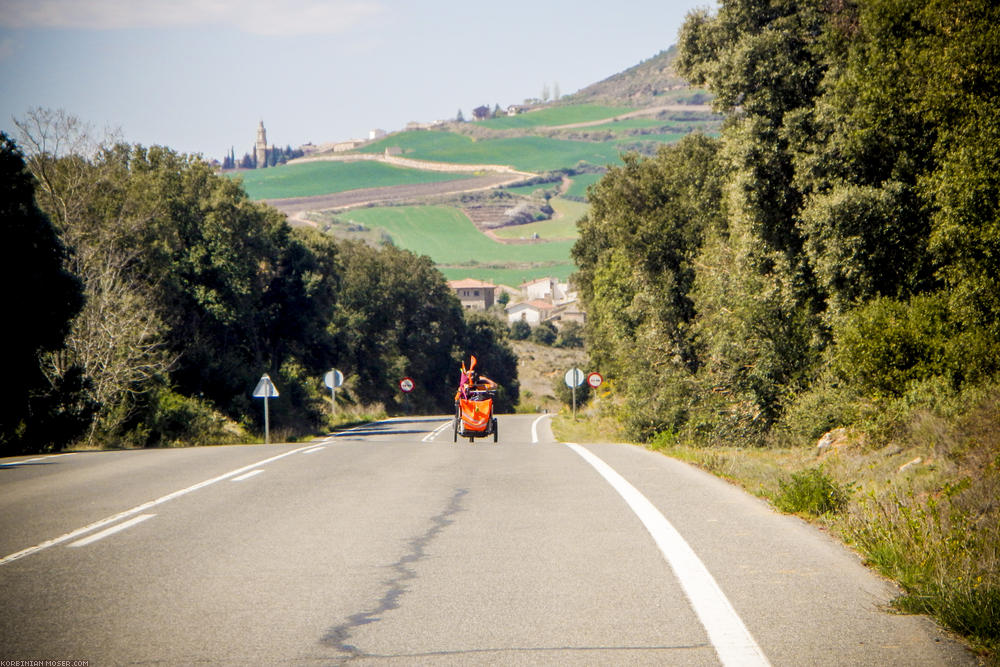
[
  {"left": 564, "top": 368, "right": 585, "bottom": 388},
  {"left": 252, "top": 373, "right": 279, "bottom": 398},
  {"left": 324, "top": 369, "right": 344, "bottom": 389},
  {"left": 252, "top": 373, "right": 278, "bottom": 445},
  {"left": 399, "top": 377, "right": 415, "bottom": 393},
  {"left": 587, "top": 372, "right": 604, "bottom": 389}
]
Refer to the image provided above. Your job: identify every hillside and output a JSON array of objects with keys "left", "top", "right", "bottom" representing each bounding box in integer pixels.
[
  {"left": 561, "top": 46, "right": 706, "bottom": 106},
  {"left": 238, "top": 46, "right": 720, "bottom": 287}
]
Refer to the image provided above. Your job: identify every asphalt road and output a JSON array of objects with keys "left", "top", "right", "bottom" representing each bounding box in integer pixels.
[{"left": 0, "top": 415, "right": 975, "bottom": 665}]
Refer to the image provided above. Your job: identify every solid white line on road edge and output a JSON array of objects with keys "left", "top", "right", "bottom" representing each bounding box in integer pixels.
[
  {"left": 67, "top": 514, "right": 156, "bottom": 548},
  {"left": 301, "top": 446, "right": 325, "bottom": 454},
  {"left": 0, "top": 444, "right": 320, "bottom": 567},
  {"left": 531, "top": 414, "right": 552, "bottom": 444},
  {"left": 421, "top": 421, "right": 453, "bottom": 442},
  {"left": 232, "top": 469, "right": 265, "bottom": 482},
  {"left": 565, "top": 443, "right": 770, "bottom": 667}
]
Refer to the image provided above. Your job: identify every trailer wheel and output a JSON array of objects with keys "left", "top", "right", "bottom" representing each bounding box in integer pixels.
[{"left": 493, "top": 418, "right": 498, "bottom": 443}]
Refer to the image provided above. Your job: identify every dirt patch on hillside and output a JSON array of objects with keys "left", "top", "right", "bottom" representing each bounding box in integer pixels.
[{"left": 513, "top": 340, "right": 588, "bottom": 410}]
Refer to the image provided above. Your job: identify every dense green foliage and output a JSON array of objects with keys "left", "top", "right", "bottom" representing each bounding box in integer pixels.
[
  {"left": 573, "top": 1, "right": 1000, "bottom": 648},
  {"left": 5, "top": 116, "right": 519, "bottom": 453},
  {"left": 575, "top": 0, "right": 1000, "bottom": 445},
  {"left": 0, "top": 133, "right": 87, "bottom": 453}
]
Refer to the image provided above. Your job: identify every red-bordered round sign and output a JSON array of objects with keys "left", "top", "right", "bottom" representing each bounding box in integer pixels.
[
  {"left": 586, "top": 372, "right": 603, "bottom": 389},
  {"left": 399, "top": 377, "right": 415, "bottom": 393}
]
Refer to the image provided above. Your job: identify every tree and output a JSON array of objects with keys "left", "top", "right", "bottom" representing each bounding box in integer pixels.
[
  {"left": 555, "top": 321, "right": 584, "bottom": 349},
  {"left": 456, "top": 109, "right": 465, "bottom": 123},
  {"left": 509, "top": 319, "right": 531, "bottom": 340},
  {"left": 530, "top": 321, "right": 557, "bottom": 345},
  {"left": 460, "top": 313, "right": 520, "bottom": 412},
  {"left": 332, "top": 241, "right": 466, "bottom": 413},
  {"left": 0, "top": 133, "right": 86, "bottom": 454}
]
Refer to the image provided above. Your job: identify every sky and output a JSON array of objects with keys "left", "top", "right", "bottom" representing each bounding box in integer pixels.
[{"left": 0, "top": 0, "right": 713, "bottom": 162}]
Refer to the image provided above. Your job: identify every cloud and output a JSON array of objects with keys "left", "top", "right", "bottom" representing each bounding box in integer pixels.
[{"left": 0, "top": 0, "right": 385, "bottom": 36}]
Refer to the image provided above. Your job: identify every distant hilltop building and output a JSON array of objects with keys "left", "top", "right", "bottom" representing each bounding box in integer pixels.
[{"left": 255, "top": 120, "right": 269, "bottom": 168}]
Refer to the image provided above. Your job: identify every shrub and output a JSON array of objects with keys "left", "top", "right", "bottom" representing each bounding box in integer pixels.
[
  {"left": 553, "top": 375, "right": 590, "bottom": 408},
  {"left": 555, "top": 321, "right": 585, "bottom": 348},
  {"left": 142, "top": 389, "right": 245, "bottom": 447},
  {"left": 530, "top": 321, "right": 558, "bottom": 345},
  {"left": 774, "top": 466, "right": 850, "bottom": 516},
  {"left": 509, "top": 319, "right": 531, "bottom": 340}
]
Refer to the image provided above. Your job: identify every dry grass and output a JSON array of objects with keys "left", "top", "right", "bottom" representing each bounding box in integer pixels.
[{"left": 512, "top": 340, "right": 588, "bottom": 413}]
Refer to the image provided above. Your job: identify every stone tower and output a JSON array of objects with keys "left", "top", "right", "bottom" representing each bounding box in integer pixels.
[{"left": 255, "top": 120, "right": 268, "bottom": 168}]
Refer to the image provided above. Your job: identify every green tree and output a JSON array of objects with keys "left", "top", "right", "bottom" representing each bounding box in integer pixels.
[
  {"left": 530, "top": 321, "right": 557, "bottom": 346},
  {"left": 509, "top": 319, "right": 531, "bottom": 340},
  {"left": 460, "top": 312, "right": 520, "bottom": 413},
  {"left": 332, "top": 241, "right": 466, "bottom": 414},
  {"left": 0, "top": 133, "right": 87, "bottom": 454}
]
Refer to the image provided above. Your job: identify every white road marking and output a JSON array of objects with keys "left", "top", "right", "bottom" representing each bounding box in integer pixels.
[
  {"left": 67, "top": 514, "right": 156, "bottom": 548},
  {"left": 232, "top": 469, "right": 265, "bottom": 482},
  {"left": 301, "top": 446, "right": 325, "bottom": 454},
  {"left": 421, "top": 421, "right": 453, "bottom": 442},
  {"left": 531, "top": 414, "right": 552, "bottom": 443},
  {"left": 0, "top": 444, "right": 320, "bottom": 566},
  {"left": 1, "top": 453, "right": 75, "bottom": 467},
  {"left": 565, "top": 443, "right": 770, "bottom": 667}
]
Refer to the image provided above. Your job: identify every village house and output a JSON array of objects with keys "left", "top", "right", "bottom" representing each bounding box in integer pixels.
[
  {"left": 520, "top": 276, "right": 571, "bottom": 304},
  {"left": 448, "top": 279, "right": 496, "bottom": 310},
  {"left": 505, "top": 299, "right": 557, "bottom": 325}
]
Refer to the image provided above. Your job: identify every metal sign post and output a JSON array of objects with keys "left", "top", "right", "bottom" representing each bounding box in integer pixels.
[
  {"left": 324, "top": 369, "right": 344, "bottom": 417},
  {"left": 252, "top": 373, "right": 279, "bottom": 444},
  {"left": 564, "top": 368, "right": 585, "bottom": 419},
  {"left": 399, "top": 376, "right": 414, "bottom": 415}
]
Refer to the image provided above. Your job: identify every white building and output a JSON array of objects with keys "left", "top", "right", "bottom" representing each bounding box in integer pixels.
[{"left": 505, "top": 299, "right": 557, "bottom": 325}]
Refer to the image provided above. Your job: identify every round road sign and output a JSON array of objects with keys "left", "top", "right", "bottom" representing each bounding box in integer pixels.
[
  {"left": 587, "top": 372, "right": 603, "bottom": 389},
  {"left": 564, "top": 368, "right": 585, "bottom": 388},
  {"left": 324, "top": 369, "right": 344, "bottom": 389},
  {"left": 399, "top": 377, "right": 415, "bottom": 393}
]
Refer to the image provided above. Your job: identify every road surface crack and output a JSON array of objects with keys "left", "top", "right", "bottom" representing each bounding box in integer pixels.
[{"left": 322, "top": 487, "right": 468, "bottom": 661}]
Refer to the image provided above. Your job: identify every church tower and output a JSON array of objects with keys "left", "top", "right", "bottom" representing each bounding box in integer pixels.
[{"left": 255, "top": 120, "right": 268, "bottom": 168}]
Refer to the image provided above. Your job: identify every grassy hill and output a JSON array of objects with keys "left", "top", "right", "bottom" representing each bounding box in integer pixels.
[
  {"left": 236, "top": 46, "right": 720, "bottom": 287},
  {"left": 230, "top": 160, "right": 472, "bottom": 200}
]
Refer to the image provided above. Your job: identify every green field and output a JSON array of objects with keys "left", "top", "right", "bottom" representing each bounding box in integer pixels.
[
  {"left": 492, "top": 198, "right": 586, "bottom": 240},
  {"left": 439, "top": 264, "right": 575, "bottom": 286},
  {"left": 473, "top": 104, "right": 632, "bottom": 130},
  {"left": 337, "top": 205, "right": 576, "bottom": 286},
  {"left": 360, "top": 131, "right": 635, "bottom": 173},
  {"left": 564, "top": 173, "right": 604, "bottom": 199},
  {"left": 340, "top": 205, "right": 575, "bottom": 264},
  {"left": 227, "top": 160, "right": 470, "bottom": 200}
]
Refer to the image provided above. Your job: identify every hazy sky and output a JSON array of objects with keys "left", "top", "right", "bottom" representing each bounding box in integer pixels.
[{"left": 1, "top": 0, "right": 713, "bottom": 161}]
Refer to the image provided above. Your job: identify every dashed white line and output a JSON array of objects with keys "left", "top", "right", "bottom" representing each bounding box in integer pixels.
[
  {"left": 421, "top": 420, "right": 453, "bottom": 442},
  {"left": 565, "top": 443, "right": 770, "bottom": 667},
  {"left": 67, "top": 514, "right": 156, "bottom": 548},
  {"left": 0, "top": 443, "right": 319, "bottom": 566}
]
